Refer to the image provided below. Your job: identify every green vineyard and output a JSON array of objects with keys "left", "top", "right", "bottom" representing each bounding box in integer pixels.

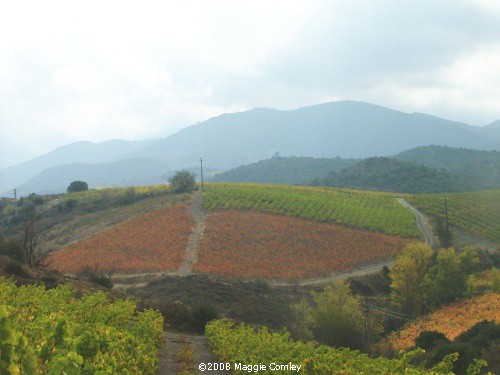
[
  {"left": 408, "top": 190, "right": 500, "bottom": 242},
  {"left": 206, "top": 319, "right": 463, "bottom": 374},
  {"left": 203, "top": 183, "right": 419, "bottom": 237},
  {"left": 0, "top": 278, "right": 163, "bottom": 374}
]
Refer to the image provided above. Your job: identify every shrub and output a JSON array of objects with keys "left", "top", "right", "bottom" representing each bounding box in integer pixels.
[
  {"left": 169, "top": 170, "right": 196, "bottom": 193},
  {"left": 78, "top": 266, "right": 113, "bottom": 289},
  {"left": 4, "top": 261, "right": 29, "bottom": 277},
  {"left": 0, "top": 239, "right": 25, "bottom": 262},
  {"left": 64, "top": 198, "right": 78, "bottom": 210},
  {"left": 415, "top": 330, "right": 450, "bottom": 350},
  {"left": 190, "top": 304, "right": 220, "bottom": 333},
  {"left": 67, "top": 180, "right": 89, "bottom": 193},
  {"left": 120, "top": 187, "right": 137, "bottom": 204}
]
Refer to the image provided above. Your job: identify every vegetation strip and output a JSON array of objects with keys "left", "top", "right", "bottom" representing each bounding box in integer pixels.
[
  {"left": 203, "top": 183, "right": 419, "bottom": 237},
  {"left": 0, "top": 278, "right": 163, "bottom": 374}
]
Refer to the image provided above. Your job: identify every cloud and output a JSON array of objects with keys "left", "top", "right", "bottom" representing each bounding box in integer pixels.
[{"left": 0, "top": 0, "right": 499, "bottom": 167}]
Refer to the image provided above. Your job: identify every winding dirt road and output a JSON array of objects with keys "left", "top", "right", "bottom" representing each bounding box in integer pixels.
[{"left": 397, "top": 198, "right": 436, "bottom": 248}]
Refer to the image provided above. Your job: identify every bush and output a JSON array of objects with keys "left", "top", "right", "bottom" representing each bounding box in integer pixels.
[
  {"left": 78, "top": 266, "right": 113, "bottom": 289},
  {"left": 169, "top": 170, "right": 196, "bottom": 193},
  {"left": 120, "top": 187, "right": 137, "bottom": 204},
  {"left": 190, "top": 304, "right": 220, "bottom": 333},
  {"left": 415, "top": 330, "right": 450, "bottom": 350},
  {"left": 67, "top": 180, "right": 89, "bottom": 193},
  {"left": 0, "top": 239, "right": 25, "bottom": 262},
  {"left": 4, "top": 261, "right": 29, "bottom": 277},
  {"left": 64, "top": 198, "right": 78, "bottom": 210}
]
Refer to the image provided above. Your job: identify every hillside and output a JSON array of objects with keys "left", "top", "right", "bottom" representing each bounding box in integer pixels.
[
  {"left": 394, "top": 146, "right": 500, "bottom": 190},
  {"left": 4, "top": 101, "right": 499, "bottom": 195},
  {"left": 316, "top": 157, "right": 469, "bottom": 194},
  {"left": 211, "top": 156, "right": 357, "bottom": 184},
  {"left": 386, "top": 293, "right": 500, "bottom": 350},
  {"left": 212, "top": 146, "right": 500, "bottom": 192}
]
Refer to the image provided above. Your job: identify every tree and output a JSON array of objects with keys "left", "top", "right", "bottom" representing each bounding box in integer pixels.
[
  {"left": 424, "top": 247, "right": 479, "bottom": 308},
  {"left": 169, "top": 170, "right": 196, "bottom": 193},
  {"left": 292, "top": 280, "right": 381, "bottom": 348},
  {"left": 21, "top": 212, "right": 45, "bottom": 267},
  {"left": 389, "top": 242, "right": 433, "bottom": 315},
  {"left": 67, "top": 180, "right": 89, "bottom": 193}
]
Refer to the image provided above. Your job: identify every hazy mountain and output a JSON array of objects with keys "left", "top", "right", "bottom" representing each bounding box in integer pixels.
[
  {"left": 315, "top": 157, "right": 469, "bottom": 194},
  {"left": 486, "top": 120, "right": 500, "bottom": 129},
  {"left": 211, "top": 156, "right": 358, "bottom": 185},
  {"left": 0, "top": 139, "right": 157, "bottom": 194},
  {"left": 16, "top": 158, "right": 169, "bottom": 194},
  {"left": 135, "top": 101, "right": 499, "bottom": 171},
  {"left": 3, "top": 101, "right": 500, "bottom": 195}
]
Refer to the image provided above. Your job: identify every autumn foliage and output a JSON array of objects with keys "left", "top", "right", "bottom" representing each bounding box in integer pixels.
[
  {"left": 387, "top": 293, "right": 500, "bottom": 350},
  {"left": 49, "top": 204, "right": 193, "bottom": 274},
  {"left": 194, "top": 210, "right": 407, "bottom": 280}
]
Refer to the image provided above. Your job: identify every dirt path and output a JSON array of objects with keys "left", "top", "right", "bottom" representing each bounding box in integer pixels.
[
  {"left": 397, "top": 198, "right": 436, "bottom": 248},
  {"left": 269, "top": 259, "right": 395, "bottom": 287},
  {"left": 114, "top": 195, "right": 435, "bottom": 290},
  {"left": 174, "top": 191, "right": 207, "bottom": 276},
  {"left": 159, "top": 331, "right": 229, "bottom": 375},
  {"left": 112, "top": 192, "right": 206, "bottom": 289}
]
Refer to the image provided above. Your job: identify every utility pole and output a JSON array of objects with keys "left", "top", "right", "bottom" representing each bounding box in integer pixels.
[
  {"left": 200, "top": 157, "right": 204, "bottom": 191},
  {"left": 14, "top": 189, "right": 17, "bottom": 201}
]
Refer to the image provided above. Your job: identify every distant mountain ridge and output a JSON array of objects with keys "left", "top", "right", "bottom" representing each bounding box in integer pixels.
[
  {"left": 213, "top": 146, "right": 500, "bottom": 193},
  {"left": 0, "top": 139, "right": 158, "bottom": 194},
  {"left": 2, "top": 101, "right": 499, "bottom": 195}
]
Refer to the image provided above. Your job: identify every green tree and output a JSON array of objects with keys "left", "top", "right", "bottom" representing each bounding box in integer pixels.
[
  {"left": 424, "top": 247, "right": 479, "bottom": 308},
  {"left": 311, "top": 281, "right": 364, "bottom": 347},
  {"left": 67, "top": 180, "right": 89, "bottom": 193},
  {"left": 292, "top": 280, "right": 381, "bottom": 348},
  {"left": 169, "top": 170, "right": 196, "bottom": 193},
  {"left": 389, "top": 242, "right": 433, "bottom": 315}
]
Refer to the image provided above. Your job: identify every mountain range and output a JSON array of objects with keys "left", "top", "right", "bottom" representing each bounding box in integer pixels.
[{"left": 1, "top": 101, "right": 499, "bottom": 195}]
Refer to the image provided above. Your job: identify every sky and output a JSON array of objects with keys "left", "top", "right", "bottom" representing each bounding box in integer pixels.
[{"left": 1, "top": 0, "right": 500, "bottom": 168}]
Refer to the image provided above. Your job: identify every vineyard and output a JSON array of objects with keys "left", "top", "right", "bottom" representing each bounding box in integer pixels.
[
  {"left": 203, "top": 183, "right": 419, "bottom": 237},
  {"left": 49, "top": 204, "right": 193, "bottom": 274},
  {"left": 386, "top": 293, "right": 500, "bottom": 350},
  {"left": 194, "top": 210, "right": 407, "bottom": 280},
  {"left": 206, "top": 319, "right": 459, "bottom": 374},
  {"left": 0, "top": 278, "right": 163, "bottom": 374},
  {"left": 407, "top": 190, "right": 500, "bottom": 242}
]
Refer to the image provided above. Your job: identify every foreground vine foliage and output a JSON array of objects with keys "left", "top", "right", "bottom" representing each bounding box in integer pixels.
[
  {"left": 205, "top": 319, "right": 485, "bottom": 374},
  {"left": 0, "top": 278, "right": 163, "bottom": 374}
]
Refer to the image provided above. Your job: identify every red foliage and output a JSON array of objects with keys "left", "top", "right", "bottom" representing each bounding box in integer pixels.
[
  {"left": 49, "top": 205, "right": 193, "bottom": 274},
  {"left": 194, "top": 210, "right": 407, "bottom": 280}
]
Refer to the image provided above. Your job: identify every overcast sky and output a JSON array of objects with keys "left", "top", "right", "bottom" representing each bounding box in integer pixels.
[{"left": 1, "top": 0, "right": 500, "bottom": 168}]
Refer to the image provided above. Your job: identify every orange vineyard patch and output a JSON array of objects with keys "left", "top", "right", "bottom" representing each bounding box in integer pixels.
[
  {"left": 194, "top": 210, "right": 407, "bottom": 280},
  {"left": 49, "top": 204, "right": 193, "bottom": 274},
  {"left": 388, "top": 293, "right": 500, "bottom": 350}
]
